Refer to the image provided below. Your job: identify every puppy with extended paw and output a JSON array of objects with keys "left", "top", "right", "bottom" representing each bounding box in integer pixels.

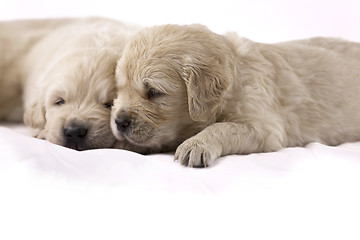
[
  {"left": 1, "top": 18, "right": 137, "bottom": 150},
  {"left": 111, "top": 24, "right": 360, "bottom": 167}
]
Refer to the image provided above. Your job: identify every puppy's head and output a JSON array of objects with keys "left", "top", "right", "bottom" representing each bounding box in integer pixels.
[
  {"left": 24, "top": 50, "right": 118, "bottom": 150},
  {"left": 111, "top": 24, "right": 234, "bottom": 152}
]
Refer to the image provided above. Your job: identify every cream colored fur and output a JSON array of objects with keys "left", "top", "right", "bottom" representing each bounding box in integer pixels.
[
  {"left": 0, "top": 18, "right": 138, "bottom": 150},
  {"left": 112, "top": 24, "right": 360, "bottom": 167}
]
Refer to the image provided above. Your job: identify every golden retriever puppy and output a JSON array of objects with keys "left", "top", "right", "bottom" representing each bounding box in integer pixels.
[
  {"left": 111, "top": 24, "right": 360, "bottom": 167},
  {"left": 0, "top": 18, "right": 137, "bottom": 150}
]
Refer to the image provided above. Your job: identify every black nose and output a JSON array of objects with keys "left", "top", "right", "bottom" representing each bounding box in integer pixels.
[
  {"left": 115, "top": 117, "right": 131, "bottom": 132},
  {"left": 64, "top": 124, "right": 88, "bottom": 143}
]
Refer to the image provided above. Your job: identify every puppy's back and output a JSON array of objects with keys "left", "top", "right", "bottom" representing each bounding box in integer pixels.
[
  {"left": 286, "top": 37, "right": 360, "bottom": 60},
  {"left": 271, "top": 38, "right": 360, "bottom": 146}
]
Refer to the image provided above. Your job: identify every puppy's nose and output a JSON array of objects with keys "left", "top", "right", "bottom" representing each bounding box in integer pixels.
[
  {"left": 115, "top": 117, "right": 131, "bottom": 132},
  {"left": 64, "top": 124, "right": 88, "bottom": 142}
]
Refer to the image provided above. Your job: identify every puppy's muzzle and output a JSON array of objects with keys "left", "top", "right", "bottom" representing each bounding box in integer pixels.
[
  {"left": 113, "top": 110, "right": 155, "bottom": 145},
  {"left": 115, "top": 110, "right": 133, "bottom": 133},
  {"left": 64, "top": 123, "right": 88, "bottom": 150},
  {"left": 115, "top": 116, "right": 131, "bottom": 132}
]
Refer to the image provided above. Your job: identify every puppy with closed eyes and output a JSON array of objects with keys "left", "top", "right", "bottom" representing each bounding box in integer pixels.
[
  {"left": 111, "top": 24, "right": 360, "bottom": 167},
  {"left": 1, "top": 18, "right": 137, "bottom": 150}
]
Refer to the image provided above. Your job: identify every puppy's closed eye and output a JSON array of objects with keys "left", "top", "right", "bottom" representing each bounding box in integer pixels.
[
  {"left": 147, "top": 88, "right": 163, "bottom": 100},
  {"left": 103, "top": 101, "right": 114, "bottom": 109},
  {"left": 144, "top": 80, "right": 164, "bottom": 100},
  {"left": 54, "top": 97, "right": 65, "bottom": 106}
]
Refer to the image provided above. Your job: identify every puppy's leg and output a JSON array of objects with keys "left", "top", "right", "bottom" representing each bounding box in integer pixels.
[
  {"left": 175, "top": 122, "right": 284, "bottom": 167},
  {"left": 28, "top": 127, "right": 46, "bottom": 139},
  {"left": 113, "top": 141, "right": 159, "bottom": 155}
]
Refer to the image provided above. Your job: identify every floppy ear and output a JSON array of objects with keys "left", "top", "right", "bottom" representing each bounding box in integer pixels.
[
  {"left": 23, "top": 100, "right": 46, "bottom": 129},
  {"left": 182, "top": 61, "right": 231, "bottom": 122}
]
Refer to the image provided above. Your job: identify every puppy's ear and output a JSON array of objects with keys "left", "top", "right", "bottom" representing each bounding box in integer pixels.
[
  {"left": 23, "top": 100, "right": 46, "bottom": 129},
  {"left": 182, "top": 59, "right": 231, "bottom": 122}
]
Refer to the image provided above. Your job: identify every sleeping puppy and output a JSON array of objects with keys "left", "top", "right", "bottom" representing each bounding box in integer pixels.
[
  {"left": 0, "top": 18, "right": 137, "bottom": 150},
  {"left": 111, "top": 24, "right": 360, "bottom": 167}
]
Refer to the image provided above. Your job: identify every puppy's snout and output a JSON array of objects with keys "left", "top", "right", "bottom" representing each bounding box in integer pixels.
[
  {"left": 115, "top": 116, "right": 131, "bottom": 132},
  {"left": 64, "top": 124, "right": 88, "bottom": 143}
]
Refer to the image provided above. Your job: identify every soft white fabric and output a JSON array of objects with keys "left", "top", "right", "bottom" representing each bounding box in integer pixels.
[{"left": 1, "top": 124, "right": 360, "bottom": 240}]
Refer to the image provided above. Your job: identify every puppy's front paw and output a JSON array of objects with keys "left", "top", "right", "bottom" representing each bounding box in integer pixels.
[
  {"left": 29, "top": 128, "right": 46, "bottom": 140},
  {"left": 175, "top": 138, "right": 220, "bottom": 167}
]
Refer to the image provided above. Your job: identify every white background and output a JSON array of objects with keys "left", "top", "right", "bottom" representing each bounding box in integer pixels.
[
  {"left": 1, "top": 0, "right": 360, "bottom": 42},
  {"left": 1, "top": 1, "right": 360, "bottom": 240}
]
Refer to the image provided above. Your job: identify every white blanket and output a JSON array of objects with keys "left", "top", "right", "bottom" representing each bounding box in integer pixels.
[{"left": 1, "top": 124, "right": 360, "bottom": 239}]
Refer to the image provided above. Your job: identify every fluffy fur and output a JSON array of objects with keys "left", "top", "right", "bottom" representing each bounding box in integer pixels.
[
  {"left": 0, "top": 18, "right": 137, "bottom": 150},
  {"left": 111, "top": 24, "right": 360, "bottom": 167}
]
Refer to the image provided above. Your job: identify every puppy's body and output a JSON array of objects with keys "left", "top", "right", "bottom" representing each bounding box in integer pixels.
[
  {"left": 1, "top": 18, "right": 138, "bottom": 149},
  {"left": 219, "top": 35, "right": 360, "bottom": 148},
  {"left": 112, "top": 24, "right": 360, "bottom": 167}
]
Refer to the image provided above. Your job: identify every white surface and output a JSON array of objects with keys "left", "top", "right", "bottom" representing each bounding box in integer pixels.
[
  {"left": 1, "top": 124, "right": 360, "bottom": 239},
  {"left": 1, "top": 0, "right": 360, "bottom": 42},
  {"left": 1, "top": 1, "right": 360, "bottom": 239}
]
